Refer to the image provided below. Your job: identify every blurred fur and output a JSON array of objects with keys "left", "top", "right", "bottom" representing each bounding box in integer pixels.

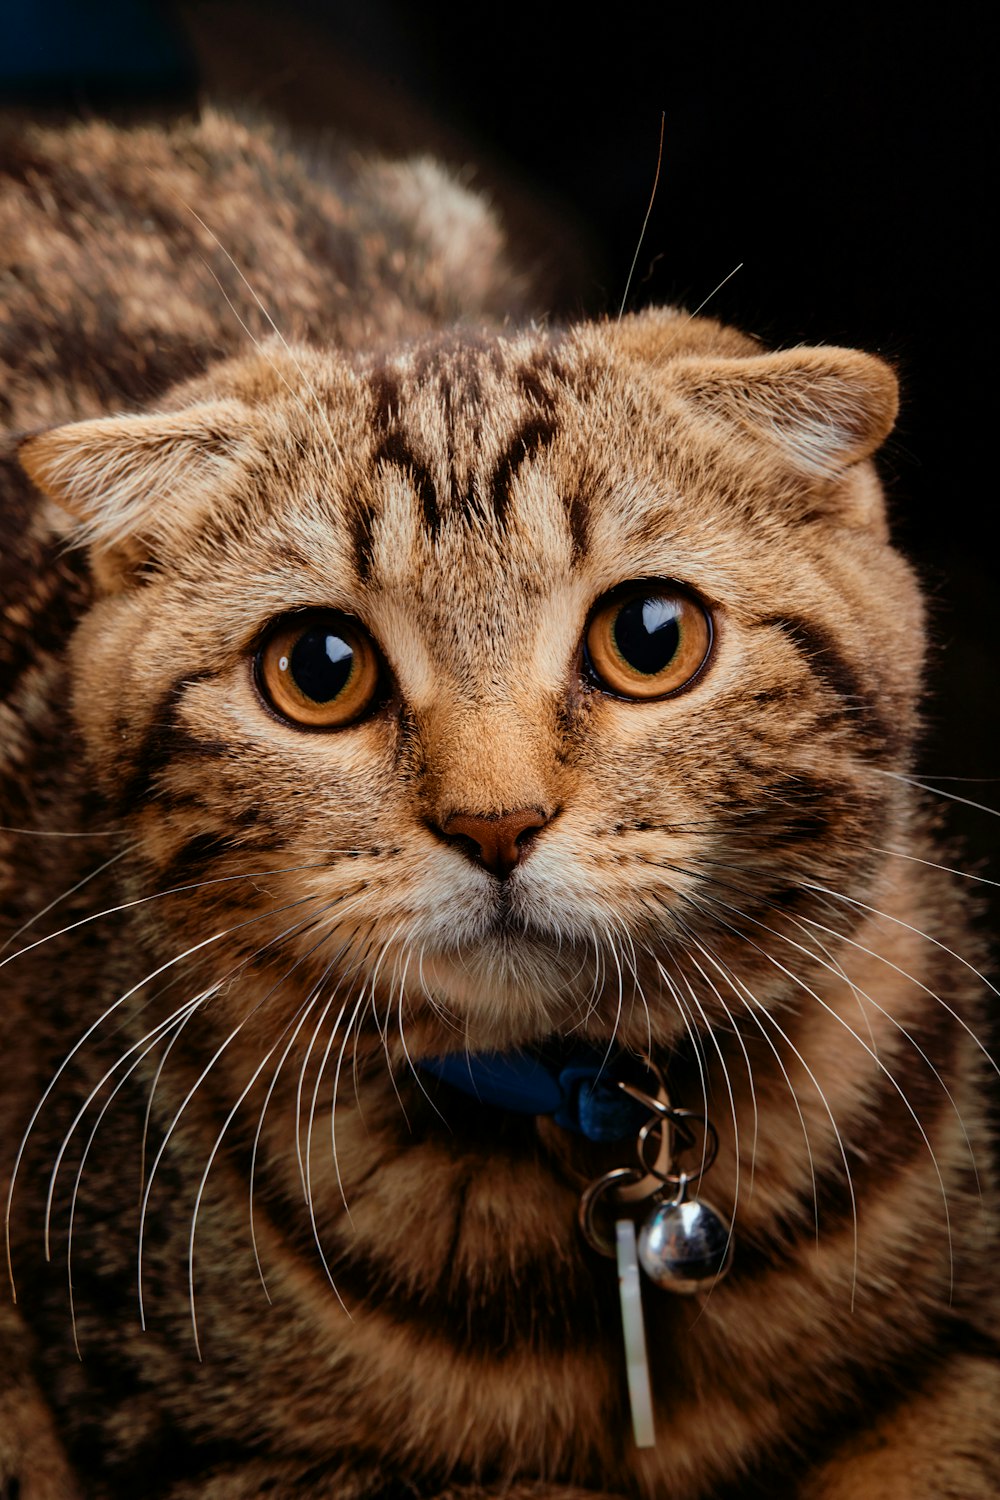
[{"left": 1, "top": 110, "right": 997, "bottom": 1499}]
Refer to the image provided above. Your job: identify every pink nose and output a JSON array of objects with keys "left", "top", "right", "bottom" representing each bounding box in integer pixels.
[{"left": 440, "top": 807, "right": 550, "bottom": 878}]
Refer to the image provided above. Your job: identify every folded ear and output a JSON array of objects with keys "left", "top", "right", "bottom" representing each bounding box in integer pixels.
[
  {"left": 671, "top": 345, "right": 899, "bottom": 478},
  {"left": 18, "top": 400, "right": 255, "bottom": 587}
]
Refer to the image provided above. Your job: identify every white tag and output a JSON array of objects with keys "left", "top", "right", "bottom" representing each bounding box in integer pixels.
[{"left": 615, "top": 1217, "right": 655, "bottom": 1448}]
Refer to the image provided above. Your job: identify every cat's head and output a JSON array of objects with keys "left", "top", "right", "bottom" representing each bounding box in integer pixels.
[{"left": 20, "top": 308, "right": 920, "bottom": 1055}]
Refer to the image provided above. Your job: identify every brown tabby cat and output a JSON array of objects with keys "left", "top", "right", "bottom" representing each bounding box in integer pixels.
[{"left": 1, "top": 108, "right": 997, "bottom": 1500}]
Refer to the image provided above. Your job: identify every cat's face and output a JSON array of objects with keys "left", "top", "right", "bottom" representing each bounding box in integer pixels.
[{"left": 21, "top": 310, "right": 922, "bottom": 1056}]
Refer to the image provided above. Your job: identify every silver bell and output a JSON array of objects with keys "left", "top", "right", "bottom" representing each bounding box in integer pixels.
[{"left": 637, "top": 1195, "right": 733, "bottom": 1293}]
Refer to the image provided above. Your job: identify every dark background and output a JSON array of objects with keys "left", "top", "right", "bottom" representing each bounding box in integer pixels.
[{"left": 3, "top": 1, "right": 996, "bottom": 886}]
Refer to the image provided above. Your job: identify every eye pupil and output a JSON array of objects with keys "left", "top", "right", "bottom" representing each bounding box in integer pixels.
[
  {"left": 613, "top": 596, "right": 681, "bottom": 676},
  {"left": 288, "top": 629, "right": 354, "bottom": 704}
]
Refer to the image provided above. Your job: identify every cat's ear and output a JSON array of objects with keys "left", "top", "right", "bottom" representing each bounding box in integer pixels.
[
  {"left": 671, "top": 345, "right": 899, "bottom": 474},
  {"left": 655, "top": 346, "right": 899, "bottom": 535},
  {"left": 670, "top": 347, "right": 898, "bottom": 479},
  {"left": 18, "top": 400, "right": 255, "bottom": 588},
  {"left": 604, "top": 316, "right": 899, "bottom": 528}
]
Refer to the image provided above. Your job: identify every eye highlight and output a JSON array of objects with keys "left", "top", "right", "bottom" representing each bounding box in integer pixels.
[
  {"left": 585, "top": 582, "right": 713, "bottom": 699},
  {"left": 256, "top": 611, "right": 381, "bottom": 729}
]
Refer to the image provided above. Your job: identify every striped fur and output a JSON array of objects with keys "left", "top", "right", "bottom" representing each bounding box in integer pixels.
[{"left": 1, "top": 110, "right": 997, "bottom": 1499}]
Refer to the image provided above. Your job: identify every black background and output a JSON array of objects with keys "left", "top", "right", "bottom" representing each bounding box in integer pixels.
[{"left": 4, "top": 1, "right": 996, "bottom": 888}]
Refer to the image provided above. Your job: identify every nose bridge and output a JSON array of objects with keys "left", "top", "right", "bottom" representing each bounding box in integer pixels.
[{"left": 424, "top": 697, "right": 555, "bottom": 821}]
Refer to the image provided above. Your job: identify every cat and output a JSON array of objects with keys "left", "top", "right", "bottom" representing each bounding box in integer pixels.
[{"left": 1, "top": 106, "right": 998, "bottom": 1500}]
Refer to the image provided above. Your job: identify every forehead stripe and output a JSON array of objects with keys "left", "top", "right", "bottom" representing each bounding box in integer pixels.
[
  {"left": 564, "top": 492, "right": 590, "bottom": 563},
  {"left": 488, "top": 413, "right": 558, "bottom": 529},
  {"left": 367, "top": 368, "right": 401, "bottom": 428},
  {"left": 373, "top": 430, "right": 441, "bottom": 543},
  {"left": 350, "top": 500, "right": 378, "bottom": 583},
  {"left": 360, "top": 355, "right": 563, "bottom": 555}
]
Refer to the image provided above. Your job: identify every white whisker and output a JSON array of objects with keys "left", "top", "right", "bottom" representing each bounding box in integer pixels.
[
  {"left": 0, "top": 846, "right": 131, "bottom": 958},
  {"left": 65, "top": 995, "right": 203, "bottom": 1356},
  {"left": 6, "top": 888, "right": 323, "bottom": 1299},
  {"left": 133, "top": 896, "right": 332, "bottom": 1339},
  {"left": 691, "top": 889, "right": 953, "bottom": 1305},
  {"left": 187, "top": 912, "right": 353, "bottom": 1350},
  {"left": 802, "top": 881, "right": 1000, "bottom": 1074}
]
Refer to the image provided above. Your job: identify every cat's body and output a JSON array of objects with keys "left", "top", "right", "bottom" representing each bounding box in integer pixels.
[{"left": 1, "top": 110, "right": 997, "bottom": 1499}]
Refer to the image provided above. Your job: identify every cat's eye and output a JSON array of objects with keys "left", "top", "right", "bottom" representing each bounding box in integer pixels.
[
  {"left": 584, "top": 582, "right": 713, "bottom": 699},
  {"left": 256, "top": 611, "right": 382, "bottom": 729}
]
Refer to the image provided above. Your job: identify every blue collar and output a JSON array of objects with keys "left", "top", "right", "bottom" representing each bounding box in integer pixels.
[{"left": 418, "top": 1043, "right": 655, "bottom": 1144}]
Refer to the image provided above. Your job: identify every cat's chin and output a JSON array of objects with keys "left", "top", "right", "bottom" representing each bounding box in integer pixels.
[
  {"left": 413, "top": 942, "right": 572, "bottom": 1039},
  {"left": 400, "top": 939, "right": 678, "bottom": 1055}
]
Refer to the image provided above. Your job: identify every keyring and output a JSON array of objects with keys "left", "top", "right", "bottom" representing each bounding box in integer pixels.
[
  {"left": 636, "top": 1111, "right": 718, "bottom": 1191},
  {"left": 611, "top": 1071, "right": 673, "bottom": 1201},
  {"left": 578, "top": 1166, "right": 643, "bottom": 1257}
]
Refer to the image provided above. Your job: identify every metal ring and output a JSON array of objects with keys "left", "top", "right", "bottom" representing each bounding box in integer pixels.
[
  {"left": 637, "top": 1111, "right": 719, "bottom": 1189},
  {"left": 578, "top": 1166, "right": 643, "bottom": 1258},
  {"left": 636, "top": 1052, "right": 670, "bottom": 1100},
  {"left": 613, "top": 1073, "right": 674, "bottom": 1199},
  {"left": 616, "top": 1080, "right": 675, "bottom": 1120},
  {"left": 635, "top": 1118, "right": 675, "bottom": 1185}
]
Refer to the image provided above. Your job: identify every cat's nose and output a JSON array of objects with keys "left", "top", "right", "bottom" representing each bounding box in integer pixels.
[{"left": 439, "top": 807, "right": 551, "bottom": 878}]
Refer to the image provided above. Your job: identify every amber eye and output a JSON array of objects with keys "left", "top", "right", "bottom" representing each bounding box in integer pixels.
[
  {"left": 256, "top": 611, "right": 381, "bottom": 728},
  {"left": 584, "top": 583, "right": 713, "bottom": 699}
]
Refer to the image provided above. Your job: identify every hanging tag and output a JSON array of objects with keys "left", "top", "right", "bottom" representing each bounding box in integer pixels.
[{"left": 615, "top": 1217, "right": 655, "bottom": 1448}]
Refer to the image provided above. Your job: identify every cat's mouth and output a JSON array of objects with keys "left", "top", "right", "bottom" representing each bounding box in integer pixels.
[
  {"left": 347, "top": 858, "right": 673, "bottom": 1050},
  {"left": 479, "top": 881, "right": 540, "bottom": 938}
]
